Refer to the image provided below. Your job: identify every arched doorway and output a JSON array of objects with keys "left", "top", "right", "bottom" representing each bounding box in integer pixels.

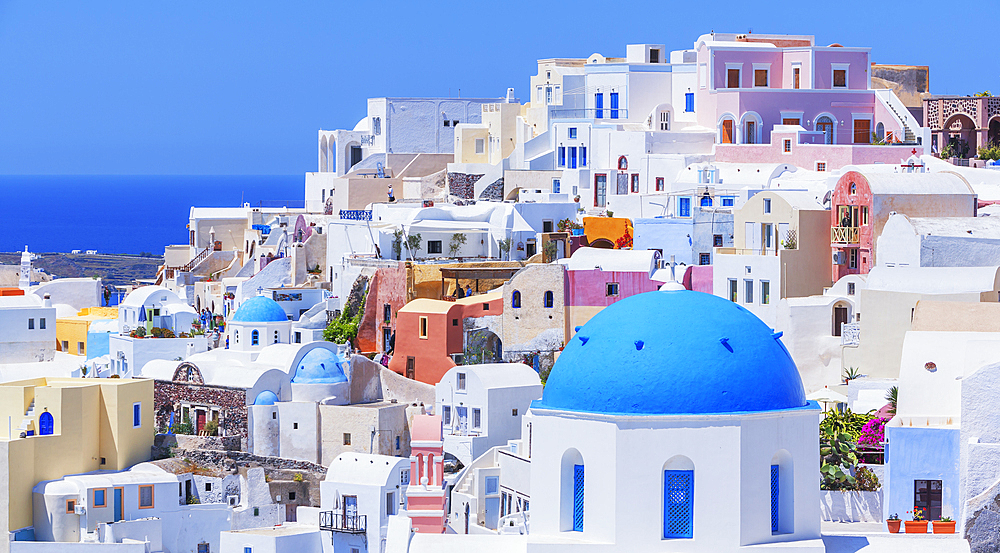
[
  {"left": 943, "top": 113, "right": 977, "bottom": 157},
  {"left": 816, "top": 116, "right": 835, "bottom": 144},
  {"left": 989, "top": 118, "right": 1000, "bottom": 147},
  {"left": 320, "top": 136, "right": 328, "bottom": 172},
  {"left": 740, "top": 112, "right": 762, "bottom": 144},
  {"left": 832, "top": 301, "right": 851, "bottom": 336},
  {"left": 39, "top": 411, "right": 54, "bottom": 435},
  {"left": 589, "top": 238, "right": 615, "bottom": 249},
  {"left": 718, "top": 114, "right": 736, "bottom": 144}
]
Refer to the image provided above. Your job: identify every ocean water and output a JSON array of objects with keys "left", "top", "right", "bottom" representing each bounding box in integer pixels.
[{"left": 0, "top": 174, "right": 303, "bottom": 254}]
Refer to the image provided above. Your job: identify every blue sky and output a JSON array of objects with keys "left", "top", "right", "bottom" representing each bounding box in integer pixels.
[{"left": 0, "top": 0, "right": 992, "bottom": 175}]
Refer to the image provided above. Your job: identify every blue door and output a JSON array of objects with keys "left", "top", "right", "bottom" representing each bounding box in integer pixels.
[
  {"left": 38, "top": 412, "right": 53, "bottom": 435},
  {"left": 573, "top": 464, "right": 584, "bottom": 531},
  {"left": 569, "top": 147, "right": 577, "bottom": 169},
  {"left": 113, "top": 488, "right": 123, "bottom": 522},
  {"left": 664, "top": 470, "right": 693, "bottom": 538},
  {"left": 610, "top": 92, "right": 619, "bottom": 119},
  {"left": 595, "top": 93, "right": 603, "bottom": 119}
]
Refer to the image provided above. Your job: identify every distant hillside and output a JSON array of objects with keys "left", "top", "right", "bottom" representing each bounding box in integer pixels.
[{"left": 0, "top": 252, "right": 163, "bottom": 287}]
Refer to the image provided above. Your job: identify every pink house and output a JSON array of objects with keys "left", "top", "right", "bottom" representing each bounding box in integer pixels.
[
  {"left": 695, "top": 33, "right": 925, "bottom": 169},
  {"left": 406, "top": 414, "right": 447, "bottom": 534}
]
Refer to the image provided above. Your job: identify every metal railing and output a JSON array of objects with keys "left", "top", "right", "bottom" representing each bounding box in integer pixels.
[
  {"left": 549, "top": 108, "right": 629, "bottom": 120},
  {"left": 831, "top": 226, "right": 860, "bottom": 244},
  {"left": 715, "top": 247, "right": 779, "bottom": 256},
  {"left": 319, "top": 510, "right": 367, "bottom": 534},
  {"left": 841, "top": 322, "right": 860, "bottom": 347},
  {"left": 163, "top": 246, "right": 212, "bottom": 280}
]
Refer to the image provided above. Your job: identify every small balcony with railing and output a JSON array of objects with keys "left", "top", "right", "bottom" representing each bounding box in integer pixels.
[
  {"left": 831, "top": 226, "right": 860, "bottom": 245},
  {"left": 319, "top": 510, "right": 367, "bottom": 535},
  {"left": 841, "top": 322, "right": 860, "bottom": 347}
]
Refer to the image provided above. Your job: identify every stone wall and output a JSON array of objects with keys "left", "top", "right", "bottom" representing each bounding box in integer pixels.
[
  {"left": 153, "top": 380, "right": 247, "bottom": 437},
  {"left": 153, "top": 434, "right": 241, "bottom": 458},
  {"left": 478, "top": 178, "right": 504, "bottom": 201},
  {"left": 448, "top": 172, "right": 484, "bottom": 199}
]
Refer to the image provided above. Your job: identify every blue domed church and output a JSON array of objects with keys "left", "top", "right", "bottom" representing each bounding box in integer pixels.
[
  {"left": 227, "top": 294, "right": 292, "bottom": 360},
  {"left": 523, "top": 289, "right": 824, "bottom": 552}
]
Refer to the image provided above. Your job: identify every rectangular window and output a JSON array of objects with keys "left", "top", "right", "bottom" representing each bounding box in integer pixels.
[
  {"left": 384, "top": 304, "right": 392, "bottom": 322},
  {"left": 713, "top": 234, "right": 723, "bottom": 247},
  {"left": 295, "top": 332, "right": 301, "bottom": 344},
  {"left": 427, "top": 240, "right": 442, "bottom": 254},
  {"left": 457, "top": 372, "right": 467, "bottom": 390},
  {"left": 595, "top": 174, "right": 607, "bottom": 207},
  {"left": 914, "top": 480, "right": 943, "bottom": 523},
  {"left": 67, "top": 499, "right": 76, "bottom": 514},
  {"left": 699, "top": 253, "right": 711, "bottom": 266},
  {"left": 848, "top": 282, "right": 856, "bottom": 296},
  {"left": 771, "top": 465, "right": 780, "bottom": 533},
  {"left": 744, "top": 279, "right": 754, "bottom": 304},
  {"left": 419, "top": 317, "right": 428, "bottom": 338},
  {"left": 685, "top": 92, "right": 694, "bottom": 113},
  {"left": 77, "top": 342, "right": 85, "bottom": 355},
  {"left": 343, "top": 433, "right": 352, "bottom": 445},
  {"left": 552, "top": 179, "right": 560, "bottom": 193},
  {"left": 606, "top": 283, "right": 619, "bottom": 296},
  {"left": 573, "top": 464, "right": 584, "bottom": 531},
  {"left": 139, "top": 485, "right": 154, "bottom": 509},
  {"left": 833, "top": 68, "right": 847, "bottom": 88},
  {"left": 763, "top": 198, "right": 771, "bottom": 214},
  {"left": 475, "top": 138, "right": 484, "bottom": 154},
  {"left": 660, "top": 111, "right": 669, "bottom": 131},
  {"left": 396, "top": 436, "right": 400, "bottom": 450},
  {"left": 783, "top": 139, "right": 792, "bottom": 153},
  {"left": 854, "top": 119, "right": 871, "bottom": 144},
  {"left": 631, "top": 174, "right": 639, "bottom": 193},
  {"left": 546, "top": 86, "right": 552, "bottom": 104},
  {"left": 387, "top": 492, "right": 395, "bottom": 516},
  {"left": 663, "top": 470, "right": 694, "bottom": 538},
  {"left": 569, "top": 127, "right": 577, "bottom": 139},
  {"left": 452, "top": 318, "right": 458, "bottom": 326},
  {"left": 849, "top": 248, "right": 858, "bottom": 269},
  {"left": 595, "top": 93, "right": 603, "bottom": 119},
  {"left": 133, "top": 402, "right": 141, "bottom": 428},
  {"left": 816, "top": 162, "right": 826, "bottom": 172},
  {"left": 512, "top": 408, "right": 518, "bottom": 416},
  {"left": 569, "top": 146, "right": 577, "bottom": 169},
  {"left": 656, "top": 177, "right": 664, "bottom": 192},
  {"left": 558, "top": 146, "right": 566, "bottom": 167},
  {"left": 61, "top": 340, "right": 68, "bottom": 351},
  {"left": 485, "top": 476, "right": 499, "bottom": 495},
  {"left": 610, "top": 92, "right": 619, "bottom": 119},
  {"left": 649, "top": 48, "right": 660, "bottom": 63},
  {"left": 754, "top": 69, "right": 768, "bottom": 87},
  {"left": 729, "top": 279, "right": 738, "bottom": 302},
  {"left": 198, "top": 544, "right": 209, "bottom": 553},
  {"left": 543, "top": 220, "right": 554, "bottom": 233},
  {"left": 443, "top": 405, "right": 451, "bottom": 425},
  {"left": 401, "top": 469, "right": 410, "bottom": 485},
  {"left": 782, "top": 118, "right": 800, "bottom": 126},
  {"left": 727, "top": 68, "right": 740, "bottom": 88},
  {"left": 28, "top": 318, "right": 34, "bottom": 330},
  {"left": 761, "top": 281, "right": 770, "bottom": 305},
  {"left": 721, "top": 119, "right": 734, "bottom": 143},
  {"left": 94, "top": 488, "right": 107, "bottom": 507},
  {"left": 580, "top": 146, "right": 587, "bottom": 167},
  {"left": 793, "top": 67, "right": 801, "bottom": 89},
  {"left": 679, "top": 197, "right": 691, "bottom": 217},
  {"left": 722, "top": 196, "right": 735, "bottom": 207},
  {"left": 39, "top": 318, "right": 46, "bottom": 329},
  {"left": 862, "top": 206, "right": 869, "bottom": 225},
  {"left": 473, "top": 408, "right": 481, "bottom": 428}
]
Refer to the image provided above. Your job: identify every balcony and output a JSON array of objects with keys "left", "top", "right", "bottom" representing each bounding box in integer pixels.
[
  {"left": 831, "top": 226, "right": 860, "bottom": 245},
  {"left": 319, "top": 510, "right": 367, "bottom": 534},
  {"left": 715, "top": 247, "right": 780, "bottom": 256},
  {"left": 841, "top": 322, "right": 860, "bottom": 347}
]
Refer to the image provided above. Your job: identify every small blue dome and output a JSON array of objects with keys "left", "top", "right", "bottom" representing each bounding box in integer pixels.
[
  {"left": 535, "top": 290, "right": 809, "bottom": 415},
  {"left": 292, "top": 347, "right": 348, "bottom": 384},
  {"left": 253, "top": 390, "right": 279, "bottom": 405},
  {"left": 232, "top": 296, "right": 288, "bottom": 323}
]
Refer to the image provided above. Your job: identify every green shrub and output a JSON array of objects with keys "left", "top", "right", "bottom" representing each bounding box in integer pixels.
[
  {"left": 203, "top": 420, "right": 218, "bottom": 436},
  {"left": 978, "top": 143, "right": 1000, "bottom": 161},
  {"left": 324, "top": 309, "right": 361, "bottom": 345}
]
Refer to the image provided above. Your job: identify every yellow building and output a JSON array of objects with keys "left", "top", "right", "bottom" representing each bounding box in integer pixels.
[
  {"left": 0, "top": 377, "right": 153, "bottom": 540},
  {"left": 55, "top": 307, "right": 118, "bottom": 357}
]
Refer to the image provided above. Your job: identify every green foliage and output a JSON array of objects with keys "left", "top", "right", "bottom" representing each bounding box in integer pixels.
[
  {"left": 406, "top": 233, "right": 422, "bottom": 257},
  {"left": 820, "top": 432, "right": 859, "bottom": 490},
  {"left": 392, "top": 229, "right": 404, "bottom": 260},
  {"left": 324, "top": 309, "right": 361, "bottom": 346},
  {"left": 885, "top": 385, "right": 898, "bottom": 415},
  {"left": 843, "top": 366, "right": 862, "bottom": 383},
  {"left": 543, "top": 240, "right": 558, "bottom": 262},
  {"left": 871, "top": 132, "right": 886, "bottom": 146},
  {"left": 448, "top": 233, "right": 468, "bottom": 257},
  {"left": 187, "top": 495, "right": 200, "bottom": 504},
  {"left": 854, "top": 465, "right": 881, "bottom": 492},
  {"left": 974, "top": 91, "right": 993, "bottom": 97},
  {"left": 293, "top": 472, "right": 304, "bottom": 482},
  {"left": 605, "top": 210, "right": 614, "bottom": 218},
  {"left": 172, "top": 416, "right": 194, "bottom": 436},
  {"left": 556, "top": 218, "right": 583, "bottom": 232},
  {"left": 203, "top": 420, "right": 218, "bottom": 436},
  {"left": 941, "top": 139, "right": 970, "bottom": 159},
  {"left": 820, "top": 408, "right": 874, "bottom": 441},
  {"left": 498, "top": 238, "right": 513, "bottom": 260},
  {"left": 978, "top": 142, "right": 1000, "bottom": 161}
]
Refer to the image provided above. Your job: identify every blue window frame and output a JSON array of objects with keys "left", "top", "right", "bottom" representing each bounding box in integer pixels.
[
  {"left": 133, "top": 403, "right": 141, "bottom": 428},
  {"left": 552, "top": 179, "right": 561, "bottom": 193},
  {"left": 544, "top": 291, "right": 554, "bottom": 308},
  {"left": 569, "top": 127, "right": 578, "bottom": 139},
  {"left": 679, "top": 197, "right": 691, "bottom": 217},
  {"left": 396, "top": 436, "right": 400, "bottom": 450},
  {"left": 595, "top": 93, "right": 603, "bottom": 119},
  {"left": 722, "top": 196, "right": 735, "bottom": 207},
  {"left": 685, "top": 92, "right": 695, "bottom": 112},
  {"left": 770, "top": 465, "right": 779, "bottom": 533},
  {"left": 580, "top": 146, "right": 587, "bottom": 167},
  {"left": 251, "top": 329, "right": 259, "bottom": 346},
  {"left": 664, "top": 470, "right": 694, "bottom": 539},
  {"left": 700, "top": 196, "right": 712, "bottom": 207},
  {"left": 610, "top": 92, "right": 619, "bottom": 119},
  {"left": 569, "top": 147, "right": 577, "bottom": 169},
  {"left": 512, "top": 291, "right": 521, "bottom": 308},
  {"left": 558, "top": 147, "right": 566, "bottom": 168},
  {"left": 573, "top": 464, "right": 584, "bottom": 531}
]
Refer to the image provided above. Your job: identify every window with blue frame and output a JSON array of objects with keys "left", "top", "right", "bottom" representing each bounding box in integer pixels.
[
  {"left": 569, "top": 147, "right": 577, "bottom": 169},
  {"left": 573, "top": 465, "right": 584, "bottom": 531},
  {"left": 552, "top": 179, "right": 561, "bottom": 193},
  {"left": 610, "top": 92, "right": 619, "bottom": 119},
  {"left": 679, "top": 197, "right": 691, "bottom": 217},
  {"left": 664, "top": 470, "right": 694, "bottom": 539},
  {"left": 771, "top": 465, "right": 780, "bottom": 533},
  {"left": 722, "top": 196, "right": 735, "bottom": 207},
  {"left": 251, "top": 329, "right": 259, "bottom": 346},
  {"left": 700, "top": 195, "right": 712, "bottom": 207},
  {"left": 569, "top": 127, "right": 578, "bottom": 139},
  {"left": 580, "top": 147, "right": 587, "bottom": 167},
  {"left": 133, "top": 403, "right": 141, "bottom": 428},
  {"left": 685, "top": 92, "right": 695, "bottom": 112},
  {"left": 595, "top": 93, "right": 603, "bottom": 119},
  {"left": 558, "top": 147, "right": 566, "bottom": 168},
  {"left": 512, "top": 291, "right": 521, "bottom": 308}
]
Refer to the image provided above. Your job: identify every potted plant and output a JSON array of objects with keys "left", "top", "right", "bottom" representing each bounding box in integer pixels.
[
  {"left": 933, "top": 517, "right": 956, "bottom": 534},
  {"left": 904, "top": 507, "right": 927, "bottom": 533},
  {"left": 886, "top": 513, "right": 901, "bottom": 533}
]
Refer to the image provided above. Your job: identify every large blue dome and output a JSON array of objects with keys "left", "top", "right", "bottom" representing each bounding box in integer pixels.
[
  {"left": 292, "top": 347, "right": 348, "bottom": 384},
  {"left": 535, "top": 290, "right": 809, "bottom": 415},
  {"left": 231, "top": 295, "right": 288, "bottom": 323}
]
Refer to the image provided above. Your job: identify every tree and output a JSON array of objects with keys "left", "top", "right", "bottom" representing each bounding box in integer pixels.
[
  {"left": 498, "top": 238, "right": 513, "bottom": 261},
  {"left": 406, "top": 233, "right": 422, "bottom": 258},
  {"left": 448, "top": 233, "right": 468, "bottom": 258},
  {"left": 884, "top": 385, "right": 898, "bottom": 415},
  {"left": 543, "top": 240, "right": 558, "bottom": 262},
  {"left": 391, "top": 229, "right": 404, "bottom": 260},
  {"left": 324, "top": 309, "right": 361, "bottom": 345}
]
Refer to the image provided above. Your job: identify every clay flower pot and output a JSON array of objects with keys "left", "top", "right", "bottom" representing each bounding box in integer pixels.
[
  {"left": 904, "top": 520, "right": 928, "bottom": 534},
  {"left": 933, "top": 520, "right": 956, "bottom": 534},
  {"left": 887, "top": 519, "right": 901, "bottom": 533}
]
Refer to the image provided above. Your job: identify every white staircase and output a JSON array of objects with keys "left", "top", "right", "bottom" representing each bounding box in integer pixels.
[{"left": 16, "top": 399, "right": 35, "bottom": 435}]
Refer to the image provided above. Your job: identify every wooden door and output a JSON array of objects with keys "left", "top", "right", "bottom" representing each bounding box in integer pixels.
[
  {"left": 854, "top": 119, "right": 871, "bottom": 144},
  {"left": 196, "top": 410, "right": 206, "bottom": 433},
  {"left": 722, "top": 120, "right": 734, "bottom": 144},
  {"left": 745, "top": 121, "right": 756, "bottom": 144},
  {"left": 344, "top": 495, "right": 358, "bottom": 529},
  {"left": 782, "top": 118, "right": 800, "bottom": 126},
  {"left": 914, "top": 480, "right": 942, "bottom": 521},
  {"left": 833, "top": 307, "right": 848, "bottom": 336},
  {"left": 406, "top": 357, "right": 415, "bottom": 379},
  {"left": 114, "top": 487, "right": 124, "bottom": 522}
]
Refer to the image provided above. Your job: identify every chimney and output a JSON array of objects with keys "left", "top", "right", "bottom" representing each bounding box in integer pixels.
[
  {"left": 43, "top": 293, "right": 51, "bottom": 308},
  {"left": 506, "top": 88, "right": 515, "bottom": 103}
]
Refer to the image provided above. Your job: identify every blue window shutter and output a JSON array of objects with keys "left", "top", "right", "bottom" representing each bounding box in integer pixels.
[
  {"left": 664, "top": 470, "right": 694, "bottom": 538},
  {"left": 569, "top": 147, "right": 577, "bottom": 169},
  {"left": 685, "top": 92, "right": 695, "bottom": 112},
  {"left": 580, "top": 147, "right": 587, "bottom": 167},
  {"left": 610, "top": 92, "right": 619, "bottom": 119},
  {"left": 558, "top": 147, "right": 566, "bottom": 167},
  {"left": 133, "top": 404, "right": 140, "bottom": 427},
  {"left": 770, "top": 465, "right": 779, "bottom": 533},
  {"left": 573, "top": 464, "right": 585, "bottom": 531},
  {"left": 680, "top": 197, "right": 691, "bottom": 217},
  {"left": 595, "top": 93, "right": 603, "bottom": 119}
]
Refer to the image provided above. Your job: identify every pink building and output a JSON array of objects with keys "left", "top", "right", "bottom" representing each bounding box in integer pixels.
[
  {"left": 406, "top": 414, "right": 447, "bottom": 534},
  {"left": 695, "top": 33, "right": 926, "bottom": 169}
]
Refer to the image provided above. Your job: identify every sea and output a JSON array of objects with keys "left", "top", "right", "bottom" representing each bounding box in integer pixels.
[{"left": 0, "top": 174, "right": 303, "bottom": 255}]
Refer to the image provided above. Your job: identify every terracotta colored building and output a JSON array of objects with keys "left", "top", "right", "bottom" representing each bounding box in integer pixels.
[
  {"left": 830, "top": 170, "right": 976, "bottom": 281},
  {"left": 388, "top": 292, "right": 503, "bottom": 385}
]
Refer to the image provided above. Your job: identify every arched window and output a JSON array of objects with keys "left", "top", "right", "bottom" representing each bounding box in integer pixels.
[
  {"left": 251, "top": 329, "right": 259, "bottom": 346},
  {"left": 875, "top": 122, "right": 885, "bottom": 142},
  {"left": 512, "top": 291, "right": 521, "bottom": 309},
  {"left": 273, "top": 330, "right": 280, "bottom": 344},
  {"left": 663, "top": 456, "right": 694, "bottom": 539},
  {"left": 544, "top": 291, "right": 554, "bottom": 308},
  {"left": 39, "top": 411, "right": 54, "bottom": 436},
  {"left": 234, "top": 330, "right": 239, "bottom": 344},
  {"left": 617, "top": 156, "right": 628, "bottom": 171},
  {"left": 771, "top": 450, "right": 793, "bottom": 534},
  {"left": 561, "top": 449, "right": 585, "bottom": 532},
  {"left": 700, "top": 195, "right": 713, "bottom": 207}
]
